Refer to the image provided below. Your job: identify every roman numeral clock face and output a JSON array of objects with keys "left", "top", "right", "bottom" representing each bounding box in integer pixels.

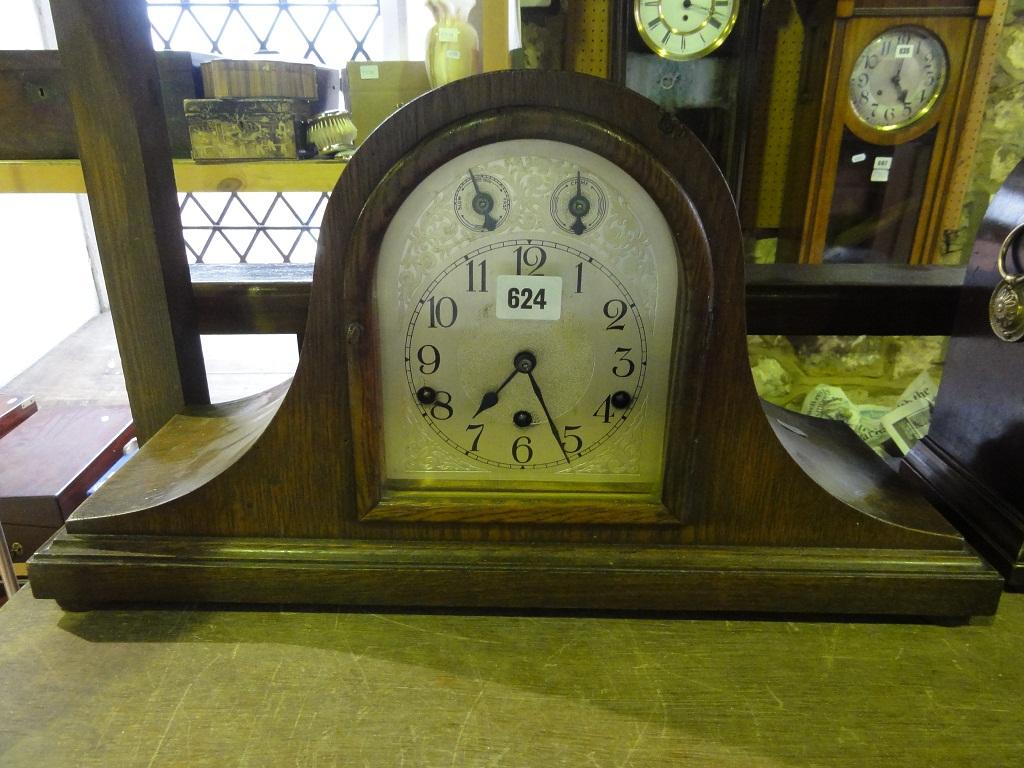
[
  {"left": 374, "top": 140, "right": 679, "bottom": 497},
  {"left": 634, "top": 0, "right": 738, "bottom": 61}
]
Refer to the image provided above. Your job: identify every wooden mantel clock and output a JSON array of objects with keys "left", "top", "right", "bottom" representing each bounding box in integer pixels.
[
  {"left": 30, "top": 71, "right": 1001, "bottom": 617},
  {"left": 779, "top": 0, "right": 994, "bottom": 264}
]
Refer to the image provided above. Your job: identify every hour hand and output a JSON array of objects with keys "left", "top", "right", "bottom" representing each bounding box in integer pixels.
[{"left": 473, "top": 367, "right": 518, "bottom": 417}]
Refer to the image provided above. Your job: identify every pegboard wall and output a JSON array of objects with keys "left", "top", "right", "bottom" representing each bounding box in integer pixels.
[
  {"left": 566, "top": 0, "right": 610, "bottom": 78},
  {"left": 756, "top": 1, "right": 804, "bottom": 231}
]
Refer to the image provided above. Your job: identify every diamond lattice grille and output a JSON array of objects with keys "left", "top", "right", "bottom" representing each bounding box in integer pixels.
[{"left": 147, "top": 1, "right": 382, "bottom": 264}]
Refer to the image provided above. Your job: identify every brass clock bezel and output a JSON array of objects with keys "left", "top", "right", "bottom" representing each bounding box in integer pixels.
[
  {"left": 633, "top": 0, "right": 740, "bottom": 62},
  {"left": 847, "top": 24, "right": 949, "bottom": 134}
]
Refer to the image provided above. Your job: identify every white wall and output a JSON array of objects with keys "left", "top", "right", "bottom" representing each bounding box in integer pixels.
[
  {"left": 0, "top": 1, "right": 101, "bottom": 387},
  {"left": 0, "top": 195, "right": 101, "bottom": 385},
  {"left": 0, "top": 0, "right": 49, "bottom": 48}
]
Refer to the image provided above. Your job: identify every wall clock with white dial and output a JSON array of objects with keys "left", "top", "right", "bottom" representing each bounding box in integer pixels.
[
  {"left": 847, "top": 26, "right": 948, "bottom": 132},
  {"left": 30, "top": 70, "right": 1001, "bottom": 617},
  {"left": 633, "top": 0, "right": 740, "bottom": 61}
]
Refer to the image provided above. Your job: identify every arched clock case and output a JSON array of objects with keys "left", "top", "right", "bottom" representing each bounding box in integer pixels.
[{"left": 29, "top": 71, "right": 1000, "bottom": 617}]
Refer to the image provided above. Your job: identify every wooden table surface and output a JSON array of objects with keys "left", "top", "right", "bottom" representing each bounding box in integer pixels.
[{"left": 1, "top": 587, "right": 1021, "bottom": 767}]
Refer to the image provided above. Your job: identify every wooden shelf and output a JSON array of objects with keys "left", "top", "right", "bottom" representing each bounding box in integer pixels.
[
  {"left": 0, "top": 158, "right": 346, "bottom": 193},
  {"left": 188, "top": 263, "right": 967, "bottom": 337}
]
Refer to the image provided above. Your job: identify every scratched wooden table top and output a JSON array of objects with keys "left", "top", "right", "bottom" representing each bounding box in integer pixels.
[{"left": 1, "top": 587, "right": 1022, "bottom": 767}]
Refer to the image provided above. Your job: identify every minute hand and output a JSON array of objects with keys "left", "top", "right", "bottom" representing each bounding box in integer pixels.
[{"left": 526, "top": 370, "right": 571, "bottom": 464}]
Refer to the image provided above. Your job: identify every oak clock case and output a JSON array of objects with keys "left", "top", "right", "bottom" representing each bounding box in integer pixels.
[
  {"left": 28, "top": 71, "right": 1000, "bottom": 617},
  {"left": 780, "top": 2, "right": 992, "bottom": 264}
]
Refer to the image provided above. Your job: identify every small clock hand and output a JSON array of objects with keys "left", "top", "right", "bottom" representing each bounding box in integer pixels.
[
  {"left": 568, "top": 170, "right": 590, "bottom": 236},
  {"left": 526, "top": 370, "right": 571, "bottom": 465},
  {"left": 473, "top": 368, "right": 518, "bottom": 417},
  {"left": 891, "top": 61, "right": 909, "bottom": 104},
  {"left": 468, "top": 169, "right": 498, "bottom": 231}
]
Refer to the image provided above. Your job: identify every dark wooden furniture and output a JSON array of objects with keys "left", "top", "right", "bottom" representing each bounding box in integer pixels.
[
  {"left": 905, "top": 158, "right": 1024, "bottom": 586},
  {"left": 29, "top": 71, "right": 1000, "bottom": 617},
  {"left": 0, "top": 50, "right": 206, "bottom": 160},
  {"left": 0, "top": 394, "right": 37, "bottom": 440},
  {"left": 0, "top": 405, "right": 134, "bottom": 564},
  {"left": 5, "top": 587, "right": 1024, "bottom": 766},
  {"left": 188, "top": 261, "right": 967, "bottom": 337}
]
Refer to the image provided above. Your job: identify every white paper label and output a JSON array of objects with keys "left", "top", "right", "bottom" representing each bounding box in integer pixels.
[
  {"left": 896, "top": 44, "right": 914, "bottom": 59},
  {"left": 851, "top": 153, "right": 867, "bottom": 164},
  {"left": 874, "top": 156, "right": 893, "bottom": 170},
  {"left": 496, "top": 275, "right": 562, "bottom": 321},
  {"left": 359, "top": 64, "right": 380, "bottom": 80},
  {"left": 445, "top": 49, "right": 461, "bottom": 59},
  {"left": 438, "top": 26, "right": 460, "bottom": 42},
  {"left": 870, "top": 169, "right": 890, "bottom": 183}
]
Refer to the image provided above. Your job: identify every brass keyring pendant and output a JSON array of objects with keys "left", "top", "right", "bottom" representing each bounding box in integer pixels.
[{"left": 989, "top": 221, "right": 1024, "bottom": 342}]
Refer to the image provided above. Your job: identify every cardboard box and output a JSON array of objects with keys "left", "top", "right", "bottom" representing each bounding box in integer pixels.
[{"left": 343, "top": 61, "right": 431, "bottom": 145}]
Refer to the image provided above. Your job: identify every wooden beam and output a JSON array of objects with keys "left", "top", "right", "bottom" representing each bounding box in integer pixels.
[
  {"left": 48, "top": 0, "right": 209, "bottom": 441},
  {"left": 189, "top": 263, "right": 965, "bottom": 337}
]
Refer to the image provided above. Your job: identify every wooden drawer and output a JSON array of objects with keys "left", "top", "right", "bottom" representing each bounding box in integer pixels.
[
  {"left": 0, "top": 394, "right": 37, "bottom": 439},
  {"left": 0, "top": 405, "right": 134, "bottom": 530}
]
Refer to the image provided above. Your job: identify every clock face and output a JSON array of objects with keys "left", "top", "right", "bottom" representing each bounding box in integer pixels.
[
  {"left": 633, "top": 0, "right": 738, "bottom": 61},
  {"left": 374, "top": 139, "right": 679, "bottom": 497},
  {"left": 848, "top": 26, "right": 948, "bottom": 131}
]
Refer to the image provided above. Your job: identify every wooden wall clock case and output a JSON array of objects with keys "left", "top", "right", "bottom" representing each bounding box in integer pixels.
[
  {"left": 29, "top": 71, "right": 1001, "bottom": 617},
  {"left": 779, "top": 0, "right": 995, "bottom": 264}
]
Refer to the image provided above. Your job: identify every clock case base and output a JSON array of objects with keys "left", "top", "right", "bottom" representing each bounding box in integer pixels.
[{"left": 29, "top": 533, "right": 998, "bottom": 619}]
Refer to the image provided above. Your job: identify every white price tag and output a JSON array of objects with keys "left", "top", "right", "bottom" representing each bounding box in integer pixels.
[
  {"left": 874, "top": 156, "right": 893, "bottom": 170},
  {"left": 359, "top": 64, "right": 380, "bottom": 80},
  {"left": 445, "top": 49, "right": 462, "bottom": 59},
  {"left": 870, "top": 168, "right": 890, "bottom": 183},
  {"left": 437, "top": 26, "right": 460, "bottom": 42},
  {"left": 896, "top": 44, "right": 914, "bottom": 59},
  {"left": 851, "top": 153, "right": 867, "bottom": 164},
  {"left": 496, "top": 275, "right": 562, "bottom": 321}
]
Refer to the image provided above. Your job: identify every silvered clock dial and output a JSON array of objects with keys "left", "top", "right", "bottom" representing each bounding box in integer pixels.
[
  {"left": 848, "top": 25, "right": 948, "bottom": 131},
  {"left": 375, "top": 139, "right": 679, "bottom": 498}
]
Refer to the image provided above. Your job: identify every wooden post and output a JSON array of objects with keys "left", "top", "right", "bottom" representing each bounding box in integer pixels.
[{"left": 48, "top": 0, "right": 209, "bottom": 442}]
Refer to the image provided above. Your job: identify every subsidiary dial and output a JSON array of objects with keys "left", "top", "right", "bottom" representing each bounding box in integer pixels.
[
  {"left": 453, "top": 170, "right": 512, "bottom": 232},
  {"left": 550, "top": 172, "right": 608, "bottom": 235}
]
